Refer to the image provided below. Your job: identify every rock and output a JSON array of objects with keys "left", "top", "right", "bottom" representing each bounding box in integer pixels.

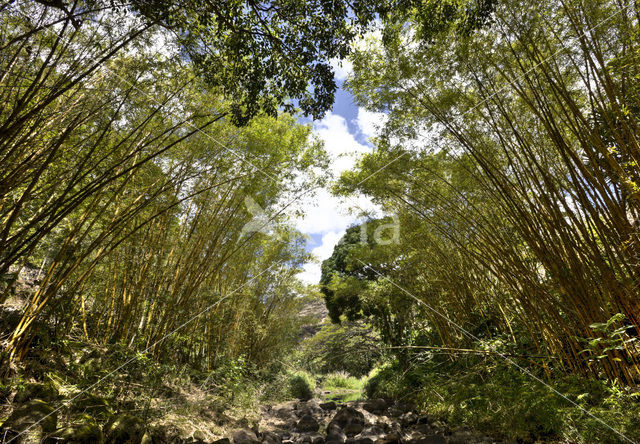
[
  {"left": 328, "top": 407, "right": 365, "bottom": 437},
  {"left": 375, "top": 433, "right": 401, "bottom": 444},
  {"left": 297, "top": 434, "right": 324, "bottom": 444},
  {"left": 400, "top": 412, "right": 418, "bottom": 427},
  {"left": 14, "top": 381, "right": 58, "bottom": 403},
  {"left": 362, "top": 399, "right": 387, "bottom": 415},
  {"left": 297, "top": 415, "right": 320, "bottom": 433},
  {"left": 319, "top": 401, "right": 337, "bottom": 411},
  {"left": 233, "top": 429, "right": 261, "bottom": 444},
  {"left": 104, "top": 414, "right": 145, "bottom": 444},
  {"left": 193, "top": 429, "right": 208, "bottom": 442},
  {"left": 43, "top": 417, "right": 104, "bottom": 443},
  {"left": 1, "top": 399, "right": 57, "bottom": 436},
  {"left": 70, "top": 393, "right": 112, "bottom": 418},
  {"left": 325, "top": 423, "right": 347, "bottom": 444},
  {"left": 447, "top": 430, "right": 474, "bottom": 444},
  {"left": 213, "top": 439, "right": 232, "bottom": 444},
  {"left": 297, "top": 399, "right": 323, "bottom": 416},
  {"left": 408, "top": 423, "right": 433, "bottom": 435},
  {"left": 141, "top": 431, "right": 154, "bottom": 444},
  {"left": 348, "top": 438, "right": 374, "bottom": 444},
  {"left": 359, "top": 425, "right": 385, "bottom": 439},
  {"left": 262, "top": 431, "right": 282, "bottom": 444},
  {"left": 406, "top": 435, "right": 446, "bottom": 444}
]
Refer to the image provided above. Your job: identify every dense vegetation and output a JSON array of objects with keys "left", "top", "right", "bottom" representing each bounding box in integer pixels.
[{"left": 4, "top": 0, "right": 640, "bottom": 443}]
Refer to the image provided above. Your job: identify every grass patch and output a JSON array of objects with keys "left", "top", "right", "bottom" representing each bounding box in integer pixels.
[{"left": 322, "top": 371, "right": 363, "bottom": 390}]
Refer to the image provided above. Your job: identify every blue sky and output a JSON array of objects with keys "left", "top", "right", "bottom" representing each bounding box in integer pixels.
[{"left": 293, "top": 59, "right": 386, "bottom": 284}]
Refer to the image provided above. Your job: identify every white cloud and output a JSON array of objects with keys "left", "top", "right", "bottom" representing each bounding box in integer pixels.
[
  {"left": 356, "top": 108, "right": 387, "bottom": 139},
  {"left": 298, "top": 230, "right": 345, "bottom": 284},
  {"left": 329, "top": 58, "right": 353, "bottom": 81},
  {"left": 290, "top": 111, "right": 385, "bottom": 285},
  {"left": 290, "top": 112, "right": 379, "bottom": 234},
  {"left": 313, "top": 112, "right": 370, "bottom": 176}
]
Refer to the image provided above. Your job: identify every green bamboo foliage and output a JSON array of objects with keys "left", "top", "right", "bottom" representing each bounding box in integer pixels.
[{"left": 343, "top": 0, "right": 640, "bottom": 383}]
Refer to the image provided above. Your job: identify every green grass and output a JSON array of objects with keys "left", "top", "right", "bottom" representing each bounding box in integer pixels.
[{"left": 322, "top": 371, "right": 364, "bottom": 390}]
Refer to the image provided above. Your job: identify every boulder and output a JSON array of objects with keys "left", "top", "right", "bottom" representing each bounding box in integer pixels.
[
  {"left": 362, "top": 399, "right": 387, "bottom": 415},
  {"left": 233, "top": 429, "right": 261, "bottom": 444},
  {"left": 14, "top": 381, "right": 58, "bottom": 404},
  {"left": 103, "top": 414, "right": 145, "bottom": 444},
  {"left": 447, "top": 430, "right": 474, "bottom": 444},
  {"left": 375, "top": 433, "right": 401, "bottom": 444},
  {"left": 297, "top": 415, "right": 320, "bottom": 433},
  {"left": 213, "top": 439, "right": 232, "bottom": 444},
  {"left": 297, "top": 399, "right": 323, "bottom": 416},
  {"left": 262, "top": 431, "right": 282, "bottom": 444},
  {"left": 319, "top": 401, "right": 337, "bottom": 411},
  {"left": 325, "top": 423, "right": 347, "bottom": 444},
  {"left": 358, "top": 425, "right": 385, "bottom": 439},
  {"left": 400, "top": 412, "right": 418, "bottom": 427},
  {"left": 328, "top": 407, "right": 365, "bottom": 437},
  {"left": 297, "top": 434, "right": 324, "bottom": 444},
  {"left": 43, "top": 417, "right": 104, "bottom": 443},
  {"left": 405, "top": 435, "right": 446, "bottom": 444},
  {"left": 1, "top": 399, "right": 57, "bottom": 437},
  {"left": 407, "top": 424, "right": 433, "bottom": 437},
  {"left": 70, "top": 393, "right": 112, "bottom": 418},
  {"left": 348, "top": 438, "right": 374, "bottom": 444}
]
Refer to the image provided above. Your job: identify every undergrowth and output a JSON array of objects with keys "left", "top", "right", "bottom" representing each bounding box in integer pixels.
[{"left": 365, "top": 355, "right": 640, "bottom": 443}]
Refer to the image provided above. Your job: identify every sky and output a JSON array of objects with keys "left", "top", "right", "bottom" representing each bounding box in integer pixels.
[{"left": 292, "top": 59, "right": 387, "bottom": 285}]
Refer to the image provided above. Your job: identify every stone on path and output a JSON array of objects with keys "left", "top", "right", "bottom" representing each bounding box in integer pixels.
[
  {"left": 328, "top": 406, "right": 365, "bottom": 436},
  {"left": 362, "top": 399, "right": 387, "bottom": 415},
  {"left": 297, "top": 414, "right": 320, "bottom": 433},
  {"left": 319, "top": 401, "right": 337, "bottom": 411},
  {"left": 233, "top": 429, "right": 261, "bottom": 444}
]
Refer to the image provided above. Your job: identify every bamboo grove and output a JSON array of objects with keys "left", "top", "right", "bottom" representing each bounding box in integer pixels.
[
  {"left": 334, "top": 0, "right": 640, "bottom": 385},
  {"left": 0, "top": 1, "right": 335, "bottom": 372}
]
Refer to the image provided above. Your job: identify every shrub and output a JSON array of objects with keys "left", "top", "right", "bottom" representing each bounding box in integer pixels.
[{"left": 288, "top": 371, "right": 316, "bottom": 400}]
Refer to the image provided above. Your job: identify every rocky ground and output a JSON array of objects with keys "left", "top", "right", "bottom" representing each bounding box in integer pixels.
[{"left": 231, "top": 398, "right": 511, "bottom": 444}]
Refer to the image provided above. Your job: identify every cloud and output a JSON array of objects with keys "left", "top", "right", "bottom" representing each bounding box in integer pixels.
[
  {"left": 313, "top": 112, "right": 370, "bottom": 175},
  {"left": 298, "top": 230, "right": 346, "bottom": 284},
  {"left": 290, "top": 112, "right": 379, "bottom": 234},
  {"left": 329, "top": 58, "right": 353, "bottom": 81},
  {"left": 356, "top": 108, "right": 387, "bottom": 139}
]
